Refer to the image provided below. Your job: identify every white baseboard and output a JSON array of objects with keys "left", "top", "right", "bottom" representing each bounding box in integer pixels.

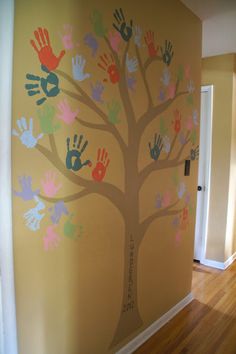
[
  {"left": 116, "top": 293, "right": 193, "bottom": 354},
  {"left": 201, "top": 251, "right": 236, "bottom": 270}
]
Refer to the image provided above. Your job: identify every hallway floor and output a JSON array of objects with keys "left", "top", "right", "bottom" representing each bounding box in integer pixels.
[{"left": 134, "top": 261, "right": 236, "bottom": 354}]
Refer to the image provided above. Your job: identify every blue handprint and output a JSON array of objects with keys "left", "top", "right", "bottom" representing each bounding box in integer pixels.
[
  {"left": 12, "top": 117, "right": 43, "bottom": 148},
  {"left": 25, "top": 65, "right": 60, "bottom": 105},
  {"left": 148, "top": 133, "right": 163, "bottom": 161},
  {"left": 14, "top": 176, "right": 39, "bottom": 201},
  {"left": 84, "top": 33, "right": 98, "bottom": 57},
  {"left": 90, "top": 81, "right": 104, "bottom": 103},
  {"left": 66, "top": 134, "right": 92, "bottom": 171},
  {"left": 126, "top": 54, "right": 138, "bottom": 73},
  {"left": 127, "top": 75, "right": 136, "bottom": 92},
  {"left": 49, "top": 201, "right": 69, "bottom": 224},
  {"left": 24, "top": 196, "right": 45, "bottom": 231},
  {"left": 72, "top": 55, "right": 90, "bottom": 81}
]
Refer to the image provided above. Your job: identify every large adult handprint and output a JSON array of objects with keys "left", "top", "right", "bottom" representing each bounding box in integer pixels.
[
  {"left": 12, "top": 117, "right": 43, "bottom": 148},
  {"left": 37, "top": 104, "right": 60, "bottom": 134},
  {"left": 66, "top": 134, "right": 92, "bottom": 171},
  {"left": 72, "top": 55, "right": 90, "bottom": 81},
  {"left": 30, "top": 27, "right": 65, "bottom": 71},
  {"left": 149, "top": 133, "right": 163, "bottom": 161},
  {"left": 25, "top": 65, "right": 60, "bottom": 105},
  {"left": 113, "top": 8, "right": 133, "bottom": 42},
  {"left": 14, "top": 176, "right": 39, "bottom": 201},
  {"left": 92, "top": 148, "right": 110, "bottom": 182},
  {"left": 24, "top": 196, "right": 45, "bottom": 231}
]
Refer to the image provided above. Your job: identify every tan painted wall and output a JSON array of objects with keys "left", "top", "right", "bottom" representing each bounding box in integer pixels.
[
  {"left": 202, "top": 54, "right": 235, "bottom": 262},
  {"left": 12, "top": 0, "right": 201, "bottom": 353}
]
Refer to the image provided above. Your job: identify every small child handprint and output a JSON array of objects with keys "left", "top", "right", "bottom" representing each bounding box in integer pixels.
[
  {"left": 84, "top": 33, "right": 98, "bottom": 57},
  {"left": 92, "top": 148, "right": 110, "bottom": 182},
  {"left": 24, "top": 196, "right": 45, "bottom": 231},
  {"left": 49, "top": 201, "right": 69, "bottom": 225},
  {"left": 57, "top": 99, "right": 79, "bottom": 125},
  {"left": 161, "top": 40, "right": 174, "bottom": 66},
  {"left": 148, "top": 133, "right": 163, "bottom": 161},
  {"left": 145, "top": 31, "right": 159, "bottom": 57},
  {"left": 37, "top": 104, "right": 60, "bottom": 134},
  {"left": 90, "top": 81, "right": 104, "bottom": 103},
  {"left": 43, "top": 225, "right": 60, "bottom": 251},
  {"left": 14, "top": 176, "right": 39, "bottom": 201},
  {"left": 12, "top": 117, "right": 43, "bottom": 148},
  {"left": 107, "top": 100, "right": 121, "bottom": 125},
  {"left": 72, "top": 55, "right": 90, "bottom": 81},
  {"left": 98, "top": 53, "right": 120, "bottom": 84},
  {"left": 41, "top": 171, "right": 62, "bottom": 197},
  {"left": 172, "top": 109, "right": 181, "bottom": 133},
  {"left": 66, "top": 134, "right": 92, "bottom": 171},
  {"left": 25, "top": 65, "right": 60, "bottom": 105}
]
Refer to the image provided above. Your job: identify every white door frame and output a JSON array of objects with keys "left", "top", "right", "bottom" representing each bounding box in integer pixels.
[
  {"left": 194, "top": 85, "right": 213, "bottom": 263},
  {"left": 0, "top": 0, "right": 18, "bottom": 353}
]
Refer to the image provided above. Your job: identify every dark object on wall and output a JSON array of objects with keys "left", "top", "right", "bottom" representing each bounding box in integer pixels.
[{"left": 184, "top": 159, "right": 191, "bottom": 176}]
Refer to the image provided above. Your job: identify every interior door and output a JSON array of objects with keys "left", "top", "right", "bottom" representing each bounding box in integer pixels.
[{"left": 194, "top": 86, "right": 213, "bottom": 261}]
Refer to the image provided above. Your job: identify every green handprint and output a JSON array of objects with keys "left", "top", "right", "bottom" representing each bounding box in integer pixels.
[
  {"left": 187, "top": 94, "right": 194, "bottom": 105},
  {"left": 37, "top": 104, "right": 60, "bottom": 134},
  {"left": 91, "top": 10, "right": 107, "bottom": 37},
  {"left": 190, "top": 129, "right": 197, "bottom": 145},
  {"left": 160, "top": 117, "right": 168, "bottom": 136},
  {"left": 177, "top": 65, "right": 184, "bottom": 81},
  {"left": 107, "top": 100, "right": 121, "bottom": 125},
  {"left": 64, "top": 215, "right": 83, "bottom": 239}
]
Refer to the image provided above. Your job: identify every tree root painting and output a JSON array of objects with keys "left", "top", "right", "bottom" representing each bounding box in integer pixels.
[{"left": 13, "top": 8, "right": 199, "bottom": 348}]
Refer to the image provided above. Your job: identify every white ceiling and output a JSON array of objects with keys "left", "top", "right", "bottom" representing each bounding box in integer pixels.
[{"left": 180, "top": 0, "right": 236, "bottom": 57}]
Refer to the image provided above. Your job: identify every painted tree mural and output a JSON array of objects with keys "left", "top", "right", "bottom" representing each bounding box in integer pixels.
[{"left": 13, "top": 7, "right": 199, "bottom": 347}]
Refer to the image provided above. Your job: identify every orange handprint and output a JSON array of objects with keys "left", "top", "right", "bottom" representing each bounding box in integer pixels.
[
  {"left": 172, "top": 109, "right": 181, "bottom": 133},
  {"left": 30, "top": 27, "right": 65, "bottom": 71}
]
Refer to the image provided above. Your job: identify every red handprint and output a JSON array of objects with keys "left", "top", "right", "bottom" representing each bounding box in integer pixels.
[
  {"left": 180, "top": 207, "right": 189, "bottom": 230},
  {"left": 30, "top": 27, "right": 65, "bottom": 71},
  {"left": 98, "top": 53, "right": 120, "bottom": 84},
  {"left": 144, "top": 31, "right": 159, "bottom": 57},
  {"left": 172, "top": 109, "right": 181, "bottom": 133},
  {"left": 92, "top": 148, "right": 110, "bottom": 182}
]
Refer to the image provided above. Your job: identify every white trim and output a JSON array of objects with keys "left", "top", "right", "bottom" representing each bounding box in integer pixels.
[
  {"left": 199, "top": 85, "right": 213, "bottom": 263},
  {"left": 201, "top": 252, "right": 236, "bottom": 270},
  {"left": 116, "top": 293, "right": 193, "bottom": 354},
  {"left": 0, "top": 1, "right": 18, "bottom": 354}
]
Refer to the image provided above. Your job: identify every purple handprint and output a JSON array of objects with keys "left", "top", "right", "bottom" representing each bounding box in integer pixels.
[
  {"left": 84, "top": 33, "right": 98, "bottom": 57},
  {"left": 14, "top": 176, "right": 39, "bottom": 201},
  {"left": 127, "top": 75, "right": 136, "bottom": 92},
  {"left": 156, "top": 193, "right": 162, "bottom": 209},
  {"left": 49, "top": 201, "right": 69, "bottom": 224},
  {"left": 90, "top": 81, "right": 104, "bottom": 103}
]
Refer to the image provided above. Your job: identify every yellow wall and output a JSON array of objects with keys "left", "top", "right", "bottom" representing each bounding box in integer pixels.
[
  {"left": 12, "top": 0, "right": 201, "bottom": 353},
  {"left": 202, "top": 54, "right": 236, "bottom": 262}
]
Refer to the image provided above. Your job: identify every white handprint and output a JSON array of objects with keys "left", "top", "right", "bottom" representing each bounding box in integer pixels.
[
  {"left": 24, "top": 196, "right": 45, "bottom": 231},
  {"left": 12, "top": 117, "right": 43, "bottom": 148},
  {"left": 72, "top": 55, "right": 90, "bottom": 81}
]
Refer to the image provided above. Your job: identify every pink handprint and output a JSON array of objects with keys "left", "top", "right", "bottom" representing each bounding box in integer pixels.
[
  {"left": 167, "top": 83, "right": 176, "bottom": 99},
  {"left": 60, "top": 24, "right": 74, "bottom": 50},
  {"left": 109, "top": 30, "right": 122, "bottom": 52},
  {"left": 43, "top": 225, "right": 60, "bottom": 251},
  {"left": 41, "top": 171, "right": 62, "bottom": 197},
  {"left": 57, "top": 99, "right": 79, "bottom": 125}
]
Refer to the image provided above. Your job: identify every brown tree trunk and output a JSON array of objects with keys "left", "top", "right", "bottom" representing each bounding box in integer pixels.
[{"left": 110, "top": 229, "right": 143, "bottom": 347}]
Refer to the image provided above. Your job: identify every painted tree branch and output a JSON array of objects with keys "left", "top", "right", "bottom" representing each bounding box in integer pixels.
[
  {"left": 166, "top": 133, "right": 178, "bottom": 160},
  {"left": 135, "top": 45, "right": 153, "bottom": 109},
  {"left": 140, "top": 199, "right": 183, "bottom": 237},
  {"left": 39, "top": 188, "right": 90, "bottom": 203},
  {"left": 144, "top": 55, "right": 162, "bottom": 71},
  {"left": 36, "top": 143, "right": 125, "bottom": 218},
  {"left": 137, "top": 84, "right": 188, "bottom": 138}
]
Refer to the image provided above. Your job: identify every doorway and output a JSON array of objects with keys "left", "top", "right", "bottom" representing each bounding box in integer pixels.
[{"left": 194, "top": 85, "right": 213, "bottom": 262}]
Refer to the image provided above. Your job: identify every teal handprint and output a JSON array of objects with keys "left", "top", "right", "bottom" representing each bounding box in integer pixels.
[
  {"left": 66, "top": 134, "right": 92, "bottom": 171},
  {"left": 37, "top": 104, "right": 60, "bottom": 134},
  {"left": 25, "top": 65, "right": 60, "bottom": 105},
  {"left": 113, "top": 8, "right": 133, "bottom": 42},
  {"left": 12, "top": 117, "right": 43, "bottom": 148},
  {"left": 149, "top": 133, "right": 163, "bottom": 161},
  {"left": 160, "top": 40, "right": 174, "bottom": 66},
  {"left": 107, "top": 100, "right": 121, "bottom": 125},
  {"left": 91, "top": 10, "right": 107, "bottom": 37}
]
